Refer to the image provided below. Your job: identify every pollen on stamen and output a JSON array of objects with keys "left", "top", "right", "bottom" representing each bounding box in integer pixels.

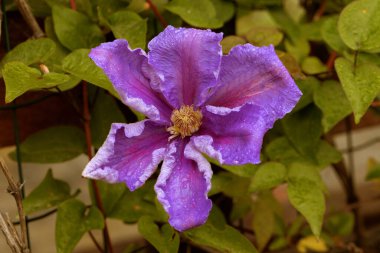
[{"left": 167, "top": 105, "right": 202, "bottom": 140}]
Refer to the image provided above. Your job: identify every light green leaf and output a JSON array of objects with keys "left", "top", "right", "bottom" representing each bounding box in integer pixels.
[
  {"left": 366, "top": 164, "right": 380, "bottom": 180},
  {"left": 62, "top": 49, "right": 119, "bottom": 98},
  {"left": 184, "top": 221, "right": 258, "bottom": 253},
  {"left": 287, "top": 163, "right": 325, "bottom": 237},
  {"left": 166, "top": 0, "right": 223, "bottom": 28},
  {"left": 250, "top": 162, "right": 286, "bottom": 192},
  {"left": 3, "top": 62, "right": 70, "bottom": 103},
  {"left": 9, "top": 126, "right": 86, "bottom": 163},
  {"left": 314, "top": 80, "right": 352, "bottom": 132},
  {"left": 56, "top": 199, "right": 104, "bottom": 253},
  {"left": 23, "top": 169, "right": 76, "bottom": 215},
  {"left": 338, "top": 0, "right": 380, "bottom": 53},
  {"left": 138, "top": 216, "right": 180, "bottom": 253},
  {"left": 90, "top": 90, "right": 125, "bottom": 149},
  {"left": 282, "top": 105, "right": 322, "bottom": 161},
  {"left": 109, "top": 10, "right": 147, "bottom": 49},
  {"left": 268, "top": 237, "right": 288, "bottom": 251},
  {"left": 315, "top": 141, "right": 342, "bottom": 168},
  {"left": 252, "top": 192, "right": 277, "bottom": 251},
  {"left": 220, "top": 36, "right": 246, "bottom": 54},
  {"left": 301, "top": 57, "right": 327, "bottom": 75},
  {"left": 321, "top": 16, "right": 348, "bottom": 53},
  {"left": 52, "top": 6, "right": 105, "bottom": 51},
  {"left": 283, "top": 0, "right": 305, "bottom": 23},
  {"left": 0, "top": 38, "right": 56, "bottom": 74},
  {"left": 246, "top": 27, "right": 283, "bottom": 47},
  {"left": 335, "top": 57, "right": 380, "bottom": 123}
]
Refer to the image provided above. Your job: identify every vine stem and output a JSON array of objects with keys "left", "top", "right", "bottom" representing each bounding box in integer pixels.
[
  {"left": 82, "top": 82, "right": 114, "bottom": 253},
  {"left": 146, "top": 0, "right": 167, "bottom": 28},
  {"left": 67, "top": 0, "right": 113, "bottom": 250}
]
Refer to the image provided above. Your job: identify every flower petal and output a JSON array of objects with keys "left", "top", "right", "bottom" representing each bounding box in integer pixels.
[
  {"left": 82, "top": 120, "right": 169, "bottom": 191},
  {"left": 155, "top": 139, "right": 212, "bottom": 231},
  {"left": 148, "top": 26, "right": 223, "bottom": 108},
  {"left": 89, "top": 39, "right": 172, "bottom": 123},
  {"left": 193, "top": 104, "right": 274, "bottom": 165},
  {"left": 207, "top": 44, "right": 302, "bottom": 119}
]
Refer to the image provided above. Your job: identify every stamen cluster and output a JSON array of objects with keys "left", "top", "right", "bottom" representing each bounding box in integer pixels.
[{"left": 168, "top": 105, "right": 202, "bottom": 140}]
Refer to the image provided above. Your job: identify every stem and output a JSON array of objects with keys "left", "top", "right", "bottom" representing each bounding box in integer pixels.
[
  {"left": 82, "top": 82, "right": 114, "bottom": 253},
  {"left": 326, "top": 51, "right": 337, "bottom": 71},
  {"left": 88, "top": 231, "right": 104, "bottom": 253},
  {"left": 313, "top": 0, "right": 327, "bottom": 21},
  {"left": 13, "top": 0, "right": 44, "bottom": 38},
  {"left": 146, "top": 0, "right": 167, "bottom": 28},
  {"left": 0, "top": 160, "right": 29, "bottom": 253}
]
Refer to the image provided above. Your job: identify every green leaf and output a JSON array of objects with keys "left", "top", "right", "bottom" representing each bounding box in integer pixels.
[
  {"left": 230, "top": 196, "right": 252, "bottom": 221},
  {"left": 138, "top": 216, "right": 180, "bottom": 253},
  {"left": 166, "top": 0, "right": 223, "bottom": 28},
  {"left": 301, "top": 57, "right": 327, "bottom": 75},
  {"left": 3, "top": 62, "right": 70, "bottom": 103},
  {"left": 210, "top": 172, "right": 250, "bottom": 197},
  {"left": 236, "top": 10, "right": 278, "bottom": 36},
  {"left": 266, "top": 137, "right": 340, "bottom": 169},
  {"left": 90, "top": 181, "right": 126, "bottom": 215},
  {"left": 282, "top": 105, "right": 322, "bottom": 161},
  {"left": 293, "top": 77, "right": 319, "bottom": 112},
  {"left": 90, "top": 90, "right": 125, "bottom": 149},
  {"left": 210, "top": 0, "right": 235, "bottom": 24},
  {"left": 268, "top": 237, "right": 288, "bottom": 251},
  {"left": 250, "top": 162, "right": 286, "bottom": 192},
  {"left": 0, "top": 38, "right": 56, "bottom": 75},
  {"left": 321, "top": 16, "right": 348, "bottom": 53},
  {"left": 252, "top": 192, "right": 277, "bottom": 251},
  {"left": 246, "top": 27, "right": 283, "bottom": 47},
  {"left": 366, "top": 163, "right": 380, "bottom": 180},
  {"left": 62, "top": 49, "right": 119, "bottom": 98},
  {"left": 209, "top": 158, "right": 258, "bottom": 178},
  {"left": 277, "top": 50, "right": 305, "bottom": 80},
  {"left": 52, "top": 6, "right": 105, "bottom": 51},
  {"left": 56, "top": 199, "right": 104, "bottom": 253},
  {"left": 108, "top": 180, "right": 161, "bottom": 222},
  {"left": 335, "top": 57, "right": 380, "bottom": 123},
  {"left": 184, "top": 221, "right": 258, "bottom": 253},
  {"left": 283, "top": 0, "right": 305, "bottom": 23},
  {"left": 220, "top": 36, "right": 246, "bottom": 54},
  {"left": 325, "top": 212, "right": 354, "bottom": 236},
  {"left": 109, "top": 10, "right": 147, "bottom": 49},
  {"left": 23, "top": 169, "right": 76, "bottom": 215},
  {"left": 9, "top": 126, "right": 86, "bottom": 163},
  {"left": 338, "top": 0, "right": 380, "bottom": 53},
  {"left": 314, "top": 80, "right": 352, "bottom": 132},
  {"left": 287, "top": 163, "right": 325, "bottom": 237}
]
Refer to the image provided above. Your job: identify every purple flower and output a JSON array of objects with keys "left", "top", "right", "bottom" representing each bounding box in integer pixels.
[{"left": 82, "top": 26, "right": 302, "bottom": 231}]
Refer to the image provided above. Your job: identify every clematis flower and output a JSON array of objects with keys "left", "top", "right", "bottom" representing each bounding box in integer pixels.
[{"left": 82, "top": 26, "right": 302, "bottom": 231}]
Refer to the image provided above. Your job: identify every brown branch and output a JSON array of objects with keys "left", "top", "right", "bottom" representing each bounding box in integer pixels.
[
  {"left": 0, "top": 212, "right": 23, "bottom": 253},
  {"left": 13, "top": 0, "right": 44, "bottom": 38},
  {"left": 313, "top": 0, "right": 327, "bottom": 21},
  {"left": 146, "top": 0, "right": 167, "bottom": 28},
  {"left": 88, "top": 231, "right": 104, "bottom": 253},
  {"left": 0, "top": 160, "right": 29, "bottom": 253},
  {"left": 326, "top": 51, "right": 337, "bottom": 71}
]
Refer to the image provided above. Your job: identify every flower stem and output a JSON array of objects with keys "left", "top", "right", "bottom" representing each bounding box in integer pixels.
[
  {"left": 13, "top": 0, "right": 44, "bottom": 38},
  {"left": 146, "top": 0, "right": 167, "bottom": 28}
]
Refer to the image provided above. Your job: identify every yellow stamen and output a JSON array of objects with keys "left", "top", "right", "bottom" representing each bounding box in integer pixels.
[{"left": 167, "top": 105, "right": 202, "bottom": 140}]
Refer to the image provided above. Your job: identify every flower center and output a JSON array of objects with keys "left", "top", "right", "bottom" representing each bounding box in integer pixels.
[{"left": 167, "top": 105, "right": 203, "bottom": 140}]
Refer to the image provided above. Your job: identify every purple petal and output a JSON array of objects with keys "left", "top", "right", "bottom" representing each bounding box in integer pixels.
[
  {"left": 82, "top": 120, "right": 169, "bottom": 191},
  {"left": 207, "top": 44, "right": 302, "bottom": 119},
  {"left": 155, "top": 139, "right": 212, "bottom": 231},
  {"left": 192, "top": 104, "right": 274, "bottom": 165},
  {"left": 148, "top": 26, "right": 223, "bottom": 108},
  {"left": 89, "top": 39, "right": 172, "bottom": 123}
]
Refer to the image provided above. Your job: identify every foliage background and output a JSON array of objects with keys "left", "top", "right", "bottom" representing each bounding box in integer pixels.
[{"left": 1, "top": 0, "right": 380, "bottom": 252}]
